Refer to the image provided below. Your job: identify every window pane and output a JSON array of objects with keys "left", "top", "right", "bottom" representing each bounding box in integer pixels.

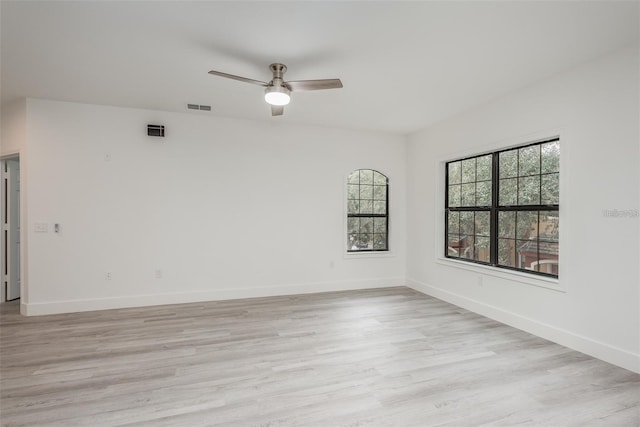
[
  {"left": 360, "top": 184, "right": 373, "bottom": 200},
  {"left": 359, "top": 200, "right": 373, "bottom": 214},
  {"left": 541, "top": 140, "right": 560, "bottom": 173},
  {"left": 348, "top": 232, "right": 358, "bottom": 250},
  {"left": 475, "top": 211, "right": 490, "bottom": 236},
  {"left": 448, "top": 185, "right": 461, "bottom": 207},
  {"left": 360, "top": 169, "right": 373, "bottom": 184},
  {"left": 360, "top": 217, "right": 373, "bottom": 233},
  {"left": 373, "top": 234, "right": 387, "bottom": 250},
  {"left": 374, "top": 218, "right": 387, "bottom": 233},
  {"left": 348, "top": 200, "right": 359, "bottom": 214},
  {"left": 516, "top": 239, "right": 534, "bottom": 269},
  {"left": 359, "top": 233, "right": 372, "bottom": 249},
  {"left": 539, "top": 211, "right": 559, "bottom": 242},
  {"left": 519, "top": 145, "right": 540, "bottom": 176},
  {"left": 347, "top": 217, "right": 359, "bottom": 234},
  {"left": 518, "top": 175, "right": 540, "bottom": 205},
  {"left": 516, "top": 211, "right": 537, "bottom": 240},
  {"left": 348, "top": 184, "right": 359, "bottom": 200},
  {"left": 373, "top": 185, "right": 386, "bottom": 201},
  {"left": 373, "top": 171, "right": 387, "bottom": 185},
  {"left": 499, "top": 150, "right": 517, "bottom": 178},
  {"left": 476, "top": 155, "right": 492, "bottom": 181},
  {"left": 533, "top": 242, "right": 558, "bottom": 274},
  {"left": 476, "top": 181, "right": 491, "bottom": 206},
  {"left": 461, "top": 158, "right": 476, "bottom": 183},
  {"left": 448, "top": 161, "right": 461, "bottom": 184},
  {"left": 541, "top": 173, "right": 559, "bottom": 205},
  {"left": 448, "top": 211, "right": 460, "bottom": 235},
  {"left": 460, "top": 211, "right": 474, "bottom": 235},
  {"left": 498, "top": 238, "right": 516, "bottom": 267},
  {"left": 474, "top": 237, "right": 490, "bottom": 262},
  {"left": 448, "top": 234, "right": 461, "bottom": 257},
  {"left": 461, "top": 183, "right": 475, "bottom": 206},
  {"left": 348, "top": 171, "right": 360, "bottom": 184},
  {"left": 498, "top": 211, "right": 516, "bottom": 238},
  {"left": 460, "top": 235, "right": 474, "bottom": 259},
  {"left": 373, "top": 201, "right": 386, "bottom": 214},
  {"left": 499, "top": 178, "right": 517, "bottom": 205}
]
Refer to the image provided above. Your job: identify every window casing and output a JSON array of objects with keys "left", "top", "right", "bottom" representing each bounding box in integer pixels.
[
  {"left": 445, "top": 138, "right": 559, "bottom": 277},
  {"left": 347, "top": 169, "right": 389, "bottom": 252}
]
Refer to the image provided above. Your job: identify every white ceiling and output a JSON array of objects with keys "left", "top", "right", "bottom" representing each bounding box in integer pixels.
[{"left": 1, "top": 1, "right": 638, "bottom": 135}]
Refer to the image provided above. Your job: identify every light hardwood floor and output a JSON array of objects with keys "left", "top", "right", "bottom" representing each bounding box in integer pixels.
[{"left": 1, "top": 287, "right": 638, "bottom": 426}]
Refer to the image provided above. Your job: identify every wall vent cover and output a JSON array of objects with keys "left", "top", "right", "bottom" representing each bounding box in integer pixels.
[
  {"left": 147, "top": 124, "right": 165, "bottom": 137},
  {"left": 187, "top": 104, "right": 212, "bottom": 111}
]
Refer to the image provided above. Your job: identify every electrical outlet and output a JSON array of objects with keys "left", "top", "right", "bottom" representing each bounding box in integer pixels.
[
  {"left": 154, "top": 269, "right": 162, "bottom": 279},
  {"left": 105, "top": 272, "right": 112, "bottom": 280}
]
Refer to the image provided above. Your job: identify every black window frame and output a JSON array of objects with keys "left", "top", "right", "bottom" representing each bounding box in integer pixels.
[
  {"left": 445, "top": 138, "right": 559, "bottom": 278},
  {"left": 347, "top": 169, "right": 389, "bottom": 252}
]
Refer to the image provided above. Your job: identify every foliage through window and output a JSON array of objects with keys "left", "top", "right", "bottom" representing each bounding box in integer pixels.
[
  {"left": 446, "top": 138, "right": 559, "bottom": 277},
  {"left": 348, "top": 169, "right": 388, "bottom": 252}
]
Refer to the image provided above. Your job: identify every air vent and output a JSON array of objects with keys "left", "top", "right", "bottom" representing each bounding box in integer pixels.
[
  {"left": 187, "top": 104, "right": 212, "bottom": 111},
  {"left": 147, "top": 124, "right": 165, "bottom": 137}
]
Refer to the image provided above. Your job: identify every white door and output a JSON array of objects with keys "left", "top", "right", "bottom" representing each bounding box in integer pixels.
[{"left": 6, "top": 159, "right": 20, "bottom": 300}]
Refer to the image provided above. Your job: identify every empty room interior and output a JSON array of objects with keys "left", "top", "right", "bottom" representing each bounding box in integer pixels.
[{"left": 1, "top": 1, "right": 639, "bottom": 426}]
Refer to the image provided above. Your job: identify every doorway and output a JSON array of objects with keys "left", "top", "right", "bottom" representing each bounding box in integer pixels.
[{"left": 2, "top": 156, "right": 20, "bottom": 302}]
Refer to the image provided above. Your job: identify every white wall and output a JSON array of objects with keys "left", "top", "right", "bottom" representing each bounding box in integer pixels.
[
  {"left": 406, "top": 47, "right": 639, "bottom": 373},
  {"left": 1, "top": 98, "right": 27, "bottom": 155},
  {"left": 22, "top": 99, "right": 406, "bottom": 314}
]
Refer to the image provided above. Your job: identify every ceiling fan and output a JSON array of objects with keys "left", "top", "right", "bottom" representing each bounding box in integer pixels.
[{"left": 208, "top": 63, "right": 343, "bottom": 116}]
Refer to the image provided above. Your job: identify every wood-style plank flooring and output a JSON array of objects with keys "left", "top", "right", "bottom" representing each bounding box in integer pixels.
[{"left": 1, "top": 287, "right": 639, "bottom": 426}]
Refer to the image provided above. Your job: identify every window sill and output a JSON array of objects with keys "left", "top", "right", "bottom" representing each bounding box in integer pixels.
[
  {"left": 345, "top": 251, "right": 395, "bottom": 260},
  {"left": 436, "top": 257, "right": 564, "bottom": 292}
]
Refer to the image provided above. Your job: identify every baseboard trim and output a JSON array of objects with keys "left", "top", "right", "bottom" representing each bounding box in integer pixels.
[
  {"left": 21, "top": 277, "right": 404, "bottom": 316},
  {"left": 406, "top": 278, "right": 640, "bottom": 374}
]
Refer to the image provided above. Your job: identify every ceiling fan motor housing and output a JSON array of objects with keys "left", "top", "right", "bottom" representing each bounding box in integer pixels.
[{"left": 269, "top": 63, "right": 287, "bottom": 79}]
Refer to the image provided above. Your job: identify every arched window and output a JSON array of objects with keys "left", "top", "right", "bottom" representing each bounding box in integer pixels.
[{"left": 347, "top": 169, "right": 389, "bottom": 252}]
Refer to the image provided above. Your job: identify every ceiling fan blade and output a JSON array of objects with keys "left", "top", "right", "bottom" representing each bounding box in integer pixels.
[
  {"left": 285, "top": 79, "right": 343, "bottom": 91},
  {"left": 208, "top": 70, "right": 268, "bottom": 86},
  {"left": 271, "top": 105, "right": 284, "bottom": 116}
]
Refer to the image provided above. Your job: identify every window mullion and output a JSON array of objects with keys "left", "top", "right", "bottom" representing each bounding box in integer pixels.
[{"left": 490, "top": 153, "right": 499, "bottom": 266}]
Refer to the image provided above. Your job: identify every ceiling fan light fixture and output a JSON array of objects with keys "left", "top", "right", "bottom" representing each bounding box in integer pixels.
[{"left": 264, "top": 85, "right": 290, "bottom": 106}]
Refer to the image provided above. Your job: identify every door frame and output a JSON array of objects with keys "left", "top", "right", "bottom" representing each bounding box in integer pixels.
[{"left": 1, "top": 154, "right": 21, "bottom": 303}]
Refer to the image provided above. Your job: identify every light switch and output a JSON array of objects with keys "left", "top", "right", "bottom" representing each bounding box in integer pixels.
[{"left": 35, "top": 222, "right": 48, "bottom": 233}]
